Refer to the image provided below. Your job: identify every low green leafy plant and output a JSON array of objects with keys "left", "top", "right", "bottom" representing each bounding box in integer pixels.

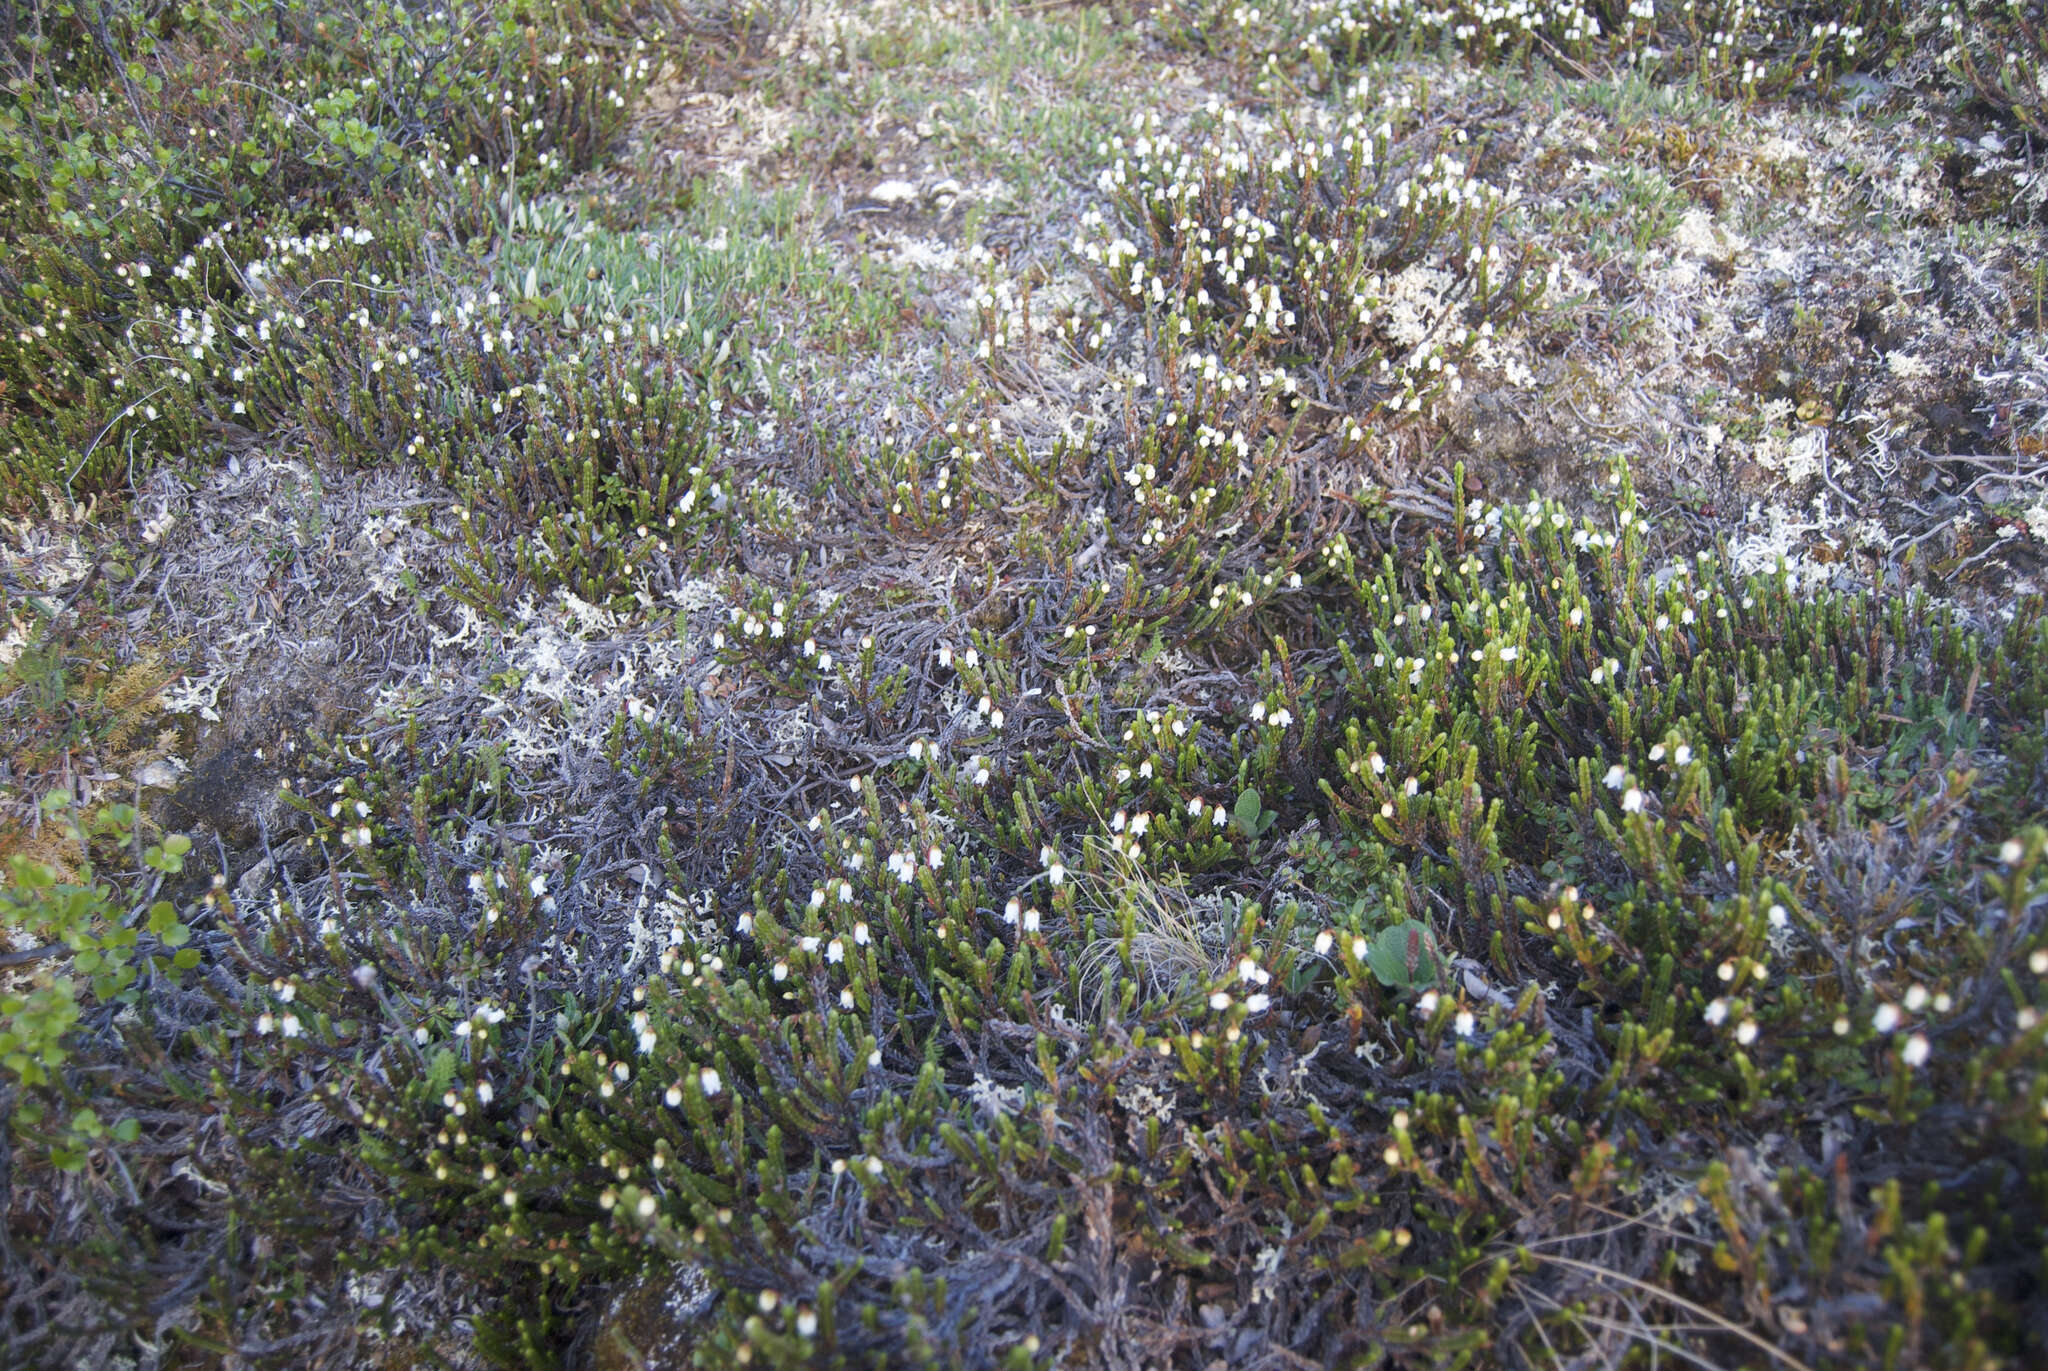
[
  {"left": 1, "top": 796, "right": 194, "bottom": 1170},
  {"left": 1361, "top": 917, "right": 1439, "bottom": 990},
  {"left": 1231, "top": 785, "right": 1279, "bottom": 838}
]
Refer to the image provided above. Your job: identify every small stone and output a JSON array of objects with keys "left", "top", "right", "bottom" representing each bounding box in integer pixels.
[
  {"left": 869, "top": 179, "right": 919, "bottom": 207},
  {"left": 235, "top": 855, "right": 276, "bottom": 903},
  {"left": 584, "top": 1264, "right": 715, "bottom": 1370},
  {"left": 136, "top": 758, "right": 188, "bottom": 789}
]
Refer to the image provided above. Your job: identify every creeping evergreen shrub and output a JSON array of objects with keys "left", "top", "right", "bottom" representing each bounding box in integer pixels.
[
  {"left": 8, "top": 3, "right": 2046, "bottom": 1368},
  {"left": 1157, "top": 1, "right": 2036, "bottom": 109},
  {"left": 206, "top": 471, "right": 2048, "bottom": 1369},
  {"left": 1941, "top": 0, "right": 2048, "bottom": 135},
  {"left": 0, "top": 0, "right": 654, "bottom": 507}
]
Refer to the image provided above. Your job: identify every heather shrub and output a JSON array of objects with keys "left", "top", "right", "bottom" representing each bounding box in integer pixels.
[
  {"left": 0, "top": 0, "right": 653, "bottom": 507},
  {"left": 6, "top": 1, "right": 2046, "bottom": 1368},
  {"left": 200, "top": 469, "right": 2048, "bottom": 1368}
]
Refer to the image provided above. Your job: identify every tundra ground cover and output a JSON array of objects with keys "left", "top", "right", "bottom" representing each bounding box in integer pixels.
[{"left": 2, "top": 2, "right": 2047, "bottom": 1367}]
